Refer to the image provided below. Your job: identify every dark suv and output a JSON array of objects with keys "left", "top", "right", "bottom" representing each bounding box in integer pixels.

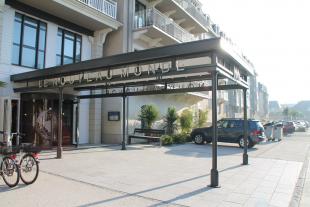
[{"left": 191, "top": 119, "right": 266, "bottom": 148}]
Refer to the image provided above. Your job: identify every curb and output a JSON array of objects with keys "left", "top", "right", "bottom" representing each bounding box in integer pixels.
[{"left": 290, "top": 146, "right": 310, "bottom": 207}]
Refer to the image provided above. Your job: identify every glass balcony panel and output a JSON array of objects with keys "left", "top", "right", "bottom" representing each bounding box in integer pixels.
[{"left": 134, "top": 8, "right": 197, "bottom": 43}]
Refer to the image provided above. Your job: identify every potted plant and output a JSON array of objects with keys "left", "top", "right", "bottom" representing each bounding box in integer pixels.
[
  {"left": 163, "top": 107, "right": 178, "bottom": 135},
  {"left": 197, "top": 109, "right": 208, "bottom": 128},
  {"left": 179, "top": 109, "right": 193, "bottom": 133},
  {"left": 138, "top": 104, "right": 159, "bottom": 129}
]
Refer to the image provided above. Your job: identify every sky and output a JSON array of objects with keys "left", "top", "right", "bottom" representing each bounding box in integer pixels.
[{"left": 202, "top": 0, "right": 310, "bottom": 104}]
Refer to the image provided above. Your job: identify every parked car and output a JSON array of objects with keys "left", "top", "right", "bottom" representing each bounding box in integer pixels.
[
  {"left": 305, "top": 121, "right": 309, "bottom": 128},
  {"left": 282, "top": 121, "right": 296, "bottom": 135},
  {"left": 294, "top": 121, "right": 307, "bottom": 132},
  {"left": 191, "top": 119, "right": 266, "bottom": 148}
]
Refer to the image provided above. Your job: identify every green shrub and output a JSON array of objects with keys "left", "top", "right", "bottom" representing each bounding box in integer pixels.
[
  {"left": 161, "top": 135, "right": 173, "bottom": 145},
  {"left": 0, "top": 81, "right": 6, "bottom": 88},
  {"left": 197, "top": 109, "right": 208, "bottom": 128},
  {"left": 179, "top": 109, "right": 193, "bottom": 133},
  {"left": 138, "top": 105, "right": 159, "bottom": 129},
  {"left": 164, "top": 107, "right": 178, "bottom": 135},
  {"left": 172, "top": 133, "right": 188, "bottom": 144}
]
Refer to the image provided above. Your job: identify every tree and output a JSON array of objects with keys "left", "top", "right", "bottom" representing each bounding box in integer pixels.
[
  {"left": 282, "top": 107, "right": 289, "bottom": 120},
  {"left": 197, "top": 109, "right": 208, "bottom": 128},
  {"left": 138, "top": 105, "right": 159, "bottom": 129},
  {"left": 163, "top": 107, "right": 178, "bottom": 135},
  {"left": 179, "top": 109, "right": 193, "bottom": 133},
  {"left": 0, "top": 81, "right": 6, "bottom": 87},
  {"left": 290, "top": 110, "right": 303, "bottom": 120}
]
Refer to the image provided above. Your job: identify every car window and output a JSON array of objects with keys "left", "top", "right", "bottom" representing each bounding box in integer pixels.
[
  {"left": 249, "top": 121, "right": 263, "bottom": 129},
  {"left": 218, "top": 120, "right": 229, "bottom": 128},
  {"left": 233, "top": 121, "right": 242, "bottom": 128}
]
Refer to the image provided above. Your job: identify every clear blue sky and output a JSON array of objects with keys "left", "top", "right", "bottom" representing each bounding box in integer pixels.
[{"left": 203, "top": 0, "right": 310, "bottom": 104}]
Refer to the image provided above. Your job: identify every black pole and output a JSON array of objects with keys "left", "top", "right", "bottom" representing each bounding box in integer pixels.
[
  {"left": 75, "top": 99, "right": 79, "bottom": 148},
  {"left": 57, "top": 87, "right": 63, "bottom": 159},
  {"left": 122, "top": 95, "right": 126, "bottom": 150},
  {"left": 210, "top": 71, "right": 219, "bottom": 187},
  {"left": 243, "top": 88, "right": 248, "bottom": 165}
]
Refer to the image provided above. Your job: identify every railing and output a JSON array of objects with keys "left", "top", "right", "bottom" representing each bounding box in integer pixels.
[
  {"left": 174, "top": 0, "right": 212, "bottom": 31},
  {"left": 77, "top": 0, "right": 117, "bottom": 19},
  {"left": 135, "top": 8, "right": 197, "bottom": 43}
]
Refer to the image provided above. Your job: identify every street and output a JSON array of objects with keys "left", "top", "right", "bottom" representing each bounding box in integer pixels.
[{"left": 1, "top": 131, "right": 309, "bottom": 207}]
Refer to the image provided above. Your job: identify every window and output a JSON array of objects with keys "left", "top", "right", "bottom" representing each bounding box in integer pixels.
[
  {"left": 12, "top": 13, "right": 47, "bottom": 69},
  {"left": 229, "top": 120, "right": 242, "bottom": 128},
  {"left": 217, "top": 120, "right": 229, "bottom": 128},
  {"left": 56, "top": 28, "right": 82, "bottom": 66},
  {"left": 135, "top": 1, "right": 146, "bottom": 28}
]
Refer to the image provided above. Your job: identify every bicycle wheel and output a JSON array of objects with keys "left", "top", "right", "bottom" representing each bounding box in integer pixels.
[
  {"left": 20, "top": 154, "right": 39, "bottom": 185},
  {"left": 1, "top": 157, "right": 20, "bottom": 187}
]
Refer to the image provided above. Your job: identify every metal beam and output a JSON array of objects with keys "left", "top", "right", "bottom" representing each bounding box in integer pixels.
[
  {"left": 217, "top": 68, "right": 248, "bottom": 89},
  {"left": 210, "top": 71, "right": 219, "bottom": 187},
  {"left": 243, "top": 88, "right": 249, "bottom": 165},
  {"left": 122, "top": 93, "right": 126, "bottom": 150},
  {"left": 74, "top": 74, "right": 213, "bottom": 91},
  {"left": 56, "top": 87, "right": 63, "bottom": 159},
  {"left": 77, "top": 84, "right": 244, "bottom": 99},
  {"left": 13, "top": 64, "right": 217, "bottom": 93},
  {"left": 11, "top": 39, "right": 220, "bottom": 82}
]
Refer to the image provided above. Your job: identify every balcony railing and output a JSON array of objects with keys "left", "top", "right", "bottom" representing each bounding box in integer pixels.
[
  {"left": 135, "top": 8, "right": 197, "bottom": 43},
  {"left": 174, "top": 0, "right": 212, "bottom": 31},
  {"left": 77, "top": 0, "right": 117, "bottom": 19}
]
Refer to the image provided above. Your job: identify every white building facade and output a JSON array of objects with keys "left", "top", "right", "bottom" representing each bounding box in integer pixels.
[{"left": 0, "top": 0, "right": 257, "bottom": 146}]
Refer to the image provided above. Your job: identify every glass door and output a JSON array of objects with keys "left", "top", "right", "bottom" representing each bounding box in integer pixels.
[{"left": 20, "top": 94, "right": 74, "bottom": 147}]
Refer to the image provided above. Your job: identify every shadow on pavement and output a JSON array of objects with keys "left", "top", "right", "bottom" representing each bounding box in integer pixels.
[
  {"left": 74, "top": 164, "right": 243, "bottom": 207},
  {"left": 0, "top": 183, "right": 27, "bottom": 193},
  {"left": 164, "top": 143, "right": 257, "bottom": 158}
]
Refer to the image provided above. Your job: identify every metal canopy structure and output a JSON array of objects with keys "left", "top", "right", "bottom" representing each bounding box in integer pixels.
[{"left": 11, "top": 38, "right": 253, "bottom": 187}]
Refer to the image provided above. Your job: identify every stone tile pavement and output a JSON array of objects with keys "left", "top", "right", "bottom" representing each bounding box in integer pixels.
[
  {"left": 0, "top": 143, "right": 305, "bottom": 207},
  {"left": 299, "top": 146, "right": 310, "bottom": 207}
]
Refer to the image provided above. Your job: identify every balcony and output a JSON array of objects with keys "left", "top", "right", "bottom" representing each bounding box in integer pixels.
[
  {"left": 134, "top": 8, "right": 197, "bottom": 46},
  {"left": 150, "top": 0, "right": 216, "bottom": 35},
  {"left": 15, "top": 0, "right": 121, "bottom": 31},
  {"left": 77, "top": 0, "right": 117, "bottom": 19}
]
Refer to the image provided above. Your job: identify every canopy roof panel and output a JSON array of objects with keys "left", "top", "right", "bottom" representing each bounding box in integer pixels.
[{"left": 11, "top": 38, "right": 252, "bottom": 94}]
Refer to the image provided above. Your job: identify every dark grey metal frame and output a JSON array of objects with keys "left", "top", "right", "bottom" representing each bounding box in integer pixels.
[{"left": 11, "top": 38, "right": 252, "bottom": 187}]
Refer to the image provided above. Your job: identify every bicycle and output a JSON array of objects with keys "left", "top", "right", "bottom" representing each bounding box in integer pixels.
[
  {"left": 11, "top": 132, "right": 40, "bottom": 185},
  {"left": 0, "top": 135, "right": 20, "bottom": 187}
]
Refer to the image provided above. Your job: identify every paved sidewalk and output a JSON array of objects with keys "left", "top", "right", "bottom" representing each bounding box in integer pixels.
[
  {"left": 1, "top": 143, "right": 303, "bottom": 207},
  {"left": 299, "top": 144, "right": 310, "bottom": 207}
]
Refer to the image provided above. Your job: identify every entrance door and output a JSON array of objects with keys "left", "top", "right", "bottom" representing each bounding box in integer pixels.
[
  {"left": 20, "top": 94, "right": 74, "bottom": 147},
  {"left": 50, "top": 99, "right": 73, "bottom": 145}
]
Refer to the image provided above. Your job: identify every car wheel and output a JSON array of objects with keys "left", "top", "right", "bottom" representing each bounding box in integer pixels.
[
  {"left": 238, "top": 137, "right": 253, "bottom": 148},
  {"left": 194, "top": 134, "right": 205, "bottom": 145}
]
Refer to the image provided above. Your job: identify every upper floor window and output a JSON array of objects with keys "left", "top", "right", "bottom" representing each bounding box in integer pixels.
[
  {"left": 12, "top": 13, "right": 47, "bottom": 69},
  {"left": 56, "top": 28, "right": 81, "bottom": 66},
  {"left": 135, "top": 1, "right": 146, "bottom": 28}
]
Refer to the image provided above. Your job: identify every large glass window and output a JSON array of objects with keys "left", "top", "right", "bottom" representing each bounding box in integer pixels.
[
  {"left": 12, "top": 13, "right": 46, "bottom": 69},
  {"left": 56, "top": 28, "right": 82, "bottom": 66}
]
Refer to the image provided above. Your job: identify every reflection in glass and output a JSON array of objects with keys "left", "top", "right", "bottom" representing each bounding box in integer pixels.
[
  {"left": 75, "top": 36, "right": 81, "bottom": 62},
  {"left": 11, "top": 13, "right": 46, "bottom": 69},
  {"left": 21, "top": 47, "right": 36, "bottom": 68},
  {"left": 23, "top": 17, "right": 37, "bottom": 48},
  {"left": 12, "top": 44, "right": 20, "bottom": 65},
  {"left": 57, "top": 28, "right": 82, "bottom": 65}
]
